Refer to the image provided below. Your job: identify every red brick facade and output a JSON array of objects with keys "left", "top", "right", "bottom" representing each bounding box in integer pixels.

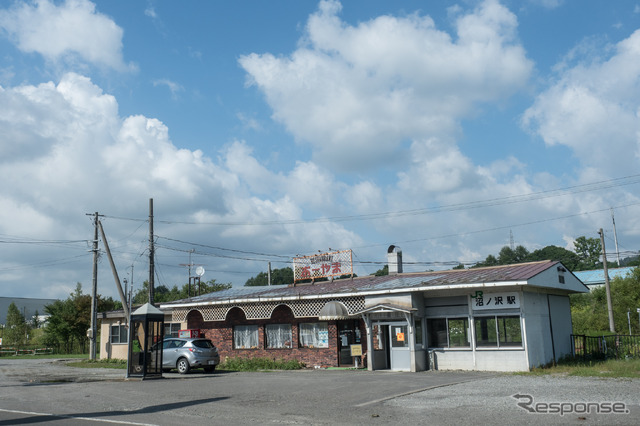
[{"left": 185, "top": 305, "right": 367, "bottom": 368}]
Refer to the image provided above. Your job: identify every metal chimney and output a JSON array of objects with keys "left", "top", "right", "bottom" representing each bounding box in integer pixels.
[{"left": 387, "top": 245, "right": 403, "bottom": 274}]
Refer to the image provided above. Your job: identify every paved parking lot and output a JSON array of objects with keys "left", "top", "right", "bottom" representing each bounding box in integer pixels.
[{"left": 0, "top": 359, "right": 638, "bottom": 425}]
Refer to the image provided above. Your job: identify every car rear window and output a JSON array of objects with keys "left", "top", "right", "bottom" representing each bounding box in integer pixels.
[{"left": 192, "top": 339, "right": 214, "bottom": 349}]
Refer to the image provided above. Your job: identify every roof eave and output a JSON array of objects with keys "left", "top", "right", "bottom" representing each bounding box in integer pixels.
[{"left": 160, "top": 280, "right": 532, "bottom": 309}]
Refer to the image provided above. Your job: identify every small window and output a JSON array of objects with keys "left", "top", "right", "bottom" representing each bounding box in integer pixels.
[
  {"left": 428, "top": 318, "right": 448, "bottom": 347},
  {"left": 110, "top": 324, "right": 128, "bottom": 344},
  {"left": 373, "top": 325, "right": 384, "bottom": 350},
  {"left": 475, "top": 316, "right": 522, "bottom": 348},
  {"left": 498, "top": 316, "right": 522, "bottom": 347},
  {"left": 427, "top": 318, "right": 470, "bottom": 348},
  {"left": 234, "top": 325, "right": 259, "bottom": 349},
  {"left": 391, "top": 326, "right": 408, "bottom": 348},
  {"left": 448, "top": 318, "right": 470, "bottom": 348},
  {"left": 414, "top": 320, "right": 423, "bottom": 346},
  {"left": 299, "top": 322, "right": 329, "bottom": 348},
  {"left": 266, "top": 324, "right": 292, "bottom": 349},
  {"left": 164, "top": 323, "right": 181, "bottom": 338}
]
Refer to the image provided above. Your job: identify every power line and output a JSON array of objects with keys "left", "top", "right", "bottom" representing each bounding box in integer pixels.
[{"left": 101, "top": 173, "right": 640, "bottom": 227}]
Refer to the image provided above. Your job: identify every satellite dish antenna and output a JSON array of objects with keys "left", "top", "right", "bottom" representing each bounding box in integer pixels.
[{"left": 195, "top": 266, "right": 205, "bottom": 277}]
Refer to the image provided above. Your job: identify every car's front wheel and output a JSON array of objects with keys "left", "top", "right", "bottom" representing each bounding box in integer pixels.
[{"left": 177, "top": 357, "right": 190, "bottom": 374}]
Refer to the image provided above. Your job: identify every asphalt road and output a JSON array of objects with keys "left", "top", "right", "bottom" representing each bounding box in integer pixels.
[{"left": 0, "top": 358, "right": 638, "bottom": 425}]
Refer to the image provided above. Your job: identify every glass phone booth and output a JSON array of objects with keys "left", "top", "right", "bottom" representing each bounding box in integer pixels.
[{"left": 127, "top": 303, "right": 164, "bottom": 379}]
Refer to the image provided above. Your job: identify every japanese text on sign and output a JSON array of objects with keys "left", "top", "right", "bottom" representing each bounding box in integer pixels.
[
  {"left": 293, "top": 250, "right": 353, "bottom": 282},
  {"left": 471, "top": 292, "right": 520, "bottom": 310}
]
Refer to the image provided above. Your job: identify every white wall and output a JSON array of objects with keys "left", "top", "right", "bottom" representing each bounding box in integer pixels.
[
  {"left": 548, "top": 294, "right": 573, "bottom": 359},
  {"left": 522, "top": 292, "right": 554, "bottom": 368},
  {"left": 430, "top": 349, "right": 528, "bottom": 372}
]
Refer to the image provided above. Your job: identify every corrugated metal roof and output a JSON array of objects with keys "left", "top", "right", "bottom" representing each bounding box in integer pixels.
[
  {"left": 573, "top": 267, "right": 635, "bottom": 286},
  {"left": 162, "top": 260, "right": 562, "bottom": 307}
]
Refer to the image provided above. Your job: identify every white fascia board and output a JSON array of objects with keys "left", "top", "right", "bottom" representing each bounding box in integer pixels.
[{"left": 160, "top": 281, "right": 528, "bottom": 309}]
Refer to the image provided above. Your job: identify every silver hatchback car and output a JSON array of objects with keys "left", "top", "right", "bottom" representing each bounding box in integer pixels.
[{"left": 161, "top": 337, "right": 220, "bottom": 374}]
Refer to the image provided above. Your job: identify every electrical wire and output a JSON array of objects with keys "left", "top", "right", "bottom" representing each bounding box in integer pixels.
[{"left": 101, "top": 173, "right": 640, "bottom": 227}]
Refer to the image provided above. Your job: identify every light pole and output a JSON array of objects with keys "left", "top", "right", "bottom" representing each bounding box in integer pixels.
[{"left": 628, "top": 309, "right": 632, "bottom": 335}]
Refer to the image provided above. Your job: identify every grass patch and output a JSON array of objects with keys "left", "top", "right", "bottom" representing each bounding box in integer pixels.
[
  {"left": 521, "top": 357, "right": 640, "bottom": 378},
  {"left": 66, "top": 359, "right": 127, "bottom": 369},
  {"left": 219, "top": 357, "right": 306, "bottom": 372}
]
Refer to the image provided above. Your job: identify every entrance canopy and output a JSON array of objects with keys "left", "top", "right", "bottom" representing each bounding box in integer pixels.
[{"left": 355, "top": 303, "right": 416, "bottom": 317}]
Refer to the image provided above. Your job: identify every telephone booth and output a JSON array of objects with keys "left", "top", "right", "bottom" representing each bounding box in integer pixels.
[{"left": 127, "top": 303, "right": 164, "bottom": 379}]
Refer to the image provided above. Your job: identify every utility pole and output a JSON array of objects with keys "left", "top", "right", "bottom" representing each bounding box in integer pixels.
[
  {"left": 129, "top": 264, "right": 134, "bottom": 309},
  {"left": 599, "top": 228, "right": 615, "bottom": 333},
  {"left": 149, "top": 198, "right": 155, "bottom": 305},
  {"left": 98, "top": 221, "right": 130, "bottom": 320},
  {"left": 86, "top": 212, "right": 103, "bottom": 361},
  {"left": 268, "top": 262, "right": 272, "bottom": 286}
]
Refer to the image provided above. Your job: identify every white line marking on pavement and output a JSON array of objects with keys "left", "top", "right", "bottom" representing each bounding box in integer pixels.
[{"left": 0, "top": 408, "right": 158, "bottom": 425}]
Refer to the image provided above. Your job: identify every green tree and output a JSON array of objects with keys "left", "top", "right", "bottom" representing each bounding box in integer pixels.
[
  {"left": 574, "top": 236, "right": 602, "bottom": 270},
  {"left": 133, "top": 279, "right": 232, "bottom": 303},
  {"left": 570, "top": 267, "right": 640, "bottom": 334},
  {"left": 527, "top": 245, "right": 580, "bottom": 270},
  {"left": 473, "top": 254, "right": 499, "bottom": 268},
  {"left": 373, "top": 264, "right": 389, "bottom": 276},
  {"left": 32, "top": 309, "right": 40, "bottom": 329},
  {"left": 4, "top": 302, "right": 28, "bottom": 346},
  {"left": 245, "top": 267, "right": 293, "bottom": 286},
  {"left": 43, "top": 283, "right": 117, "bottom": 353},
  {"left": 497, "top": 245, "right": 530, "bottom": 265}
]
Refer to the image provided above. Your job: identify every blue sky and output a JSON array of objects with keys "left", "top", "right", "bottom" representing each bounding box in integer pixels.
[{"left": 1, "top": 0, "right": 640, "bottom": 301}]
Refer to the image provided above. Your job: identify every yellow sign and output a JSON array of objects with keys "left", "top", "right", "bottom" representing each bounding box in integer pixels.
[
  {"left": 396, "top": 332, "right": 405, "bottom": 342},
  {"left": 350, "top": 344, "right": 362, "bottom": 357}
]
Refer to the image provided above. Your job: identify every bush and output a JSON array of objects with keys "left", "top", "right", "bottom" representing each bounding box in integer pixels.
[{"left": 219, "top": 357, "right": 305, "bottom": 371}]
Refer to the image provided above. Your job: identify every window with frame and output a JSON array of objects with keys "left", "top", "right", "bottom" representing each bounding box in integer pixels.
[
  {"left": 299, "top": 322, "right": 329, "bottom": 348},
  {"left": 110, "top": 324, "right": 128, "bottom": 344},
  {"left": 427, "top": 318, "right": 470, "bottom": 348},
  {"left": 414, "top": 319, "right": 423, "bottom": 345},
  {"left": 266, "top": 324, "right": 292, "bottom": 349},
  {"left": 164, "top": 323, "right": 181, "bottom": 338},
  {"left": 474, "top": 315, "right": 522, "bottom": 348},
  {"left": 234, "top": 325, "right": 259, "bottom": 349}
]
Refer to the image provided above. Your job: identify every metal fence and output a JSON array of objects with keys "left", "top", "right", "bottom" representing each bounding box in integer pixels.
[
  {"left": 571, "top": 334, "right": 640, "bottom": 360},
  {"left": 0, "top": 346, "right": 53, "bottom": 356}
]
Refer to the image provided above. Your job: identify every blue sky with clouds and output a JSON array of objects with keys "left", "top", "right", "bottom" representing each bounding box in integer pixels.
[{"left": 1, "top": 0, "right": 640, "bottom": 301}]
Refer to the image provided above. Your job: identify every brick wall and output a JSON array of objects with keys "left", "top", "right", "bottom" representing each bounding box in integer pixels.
[{"left": 190, "top": 305, "right": 367, "bottom": 368}]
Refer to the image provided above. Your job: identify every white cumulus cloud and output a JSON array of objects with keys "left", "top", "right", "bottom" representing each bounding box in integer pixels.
[{"left": 0, "top": 0, "right": 131, "bottom": 71}]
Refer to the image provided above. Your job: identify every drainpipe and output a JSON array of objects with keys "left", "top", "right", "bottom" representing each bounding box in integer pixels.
[{"left": 362, "top": 314, "right": 374, "bottom": 371}]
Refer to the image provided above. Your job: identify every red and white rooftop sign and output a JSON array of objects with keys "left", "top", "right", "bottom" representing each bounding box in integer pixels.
[{"left": 293, "top": 249, "right": 353, "bottom": 282}]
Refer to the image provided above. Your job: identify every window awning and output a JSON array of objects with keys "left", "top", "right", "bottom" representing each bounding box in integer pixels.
[{"left": 318, "top": 301, "right": 352, "bottom": 320}]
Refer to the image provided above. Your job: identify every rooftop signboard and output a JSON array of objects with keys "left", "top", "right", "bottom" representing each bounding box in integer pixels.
[{"left": 293, "top": 249, "right": 353, "bottom": 282}]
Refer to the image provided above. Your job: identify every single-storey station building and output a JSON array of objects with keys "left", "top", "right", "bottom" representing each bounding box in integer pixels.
[{"left": 140, "top": 250, "right": 587, "bottom": 372}]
